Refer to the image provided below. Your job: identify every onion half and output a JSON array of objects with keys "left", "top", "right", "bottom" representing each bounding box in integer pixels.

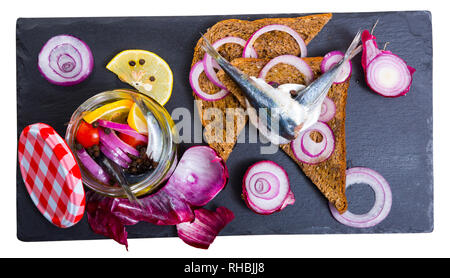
[
  {"left": 38, "top": 34, "right": 93, "bottom": 86},
  {"left": 189, "top": 61, "right": 229, "bottom": 101},
  {"left": 320, "top": 51, "right": 352, "bottom": 84},
  {"left": 258, "top": 55, "right": 314, "bottom": 85},
  {"left": 361, "top": 29, "right": 415, "bottom": 97},
  {"left": 329, "top": 167, "right": 392, "bottom": 228},
  {"left": 291, "top": 121, "right": 335, "bottom": 165},
  {"left": 243, "top": 24, "right": 307, "bottom": 58},
  {"left": 242, "top": 160, "right": 294, "bottom": 215}
]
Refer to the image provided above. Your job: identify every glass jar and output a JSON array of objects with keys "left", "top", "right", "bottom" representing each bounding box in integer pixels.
[{"left": 65, "top": 89, "right": 178, "bottom": 198}]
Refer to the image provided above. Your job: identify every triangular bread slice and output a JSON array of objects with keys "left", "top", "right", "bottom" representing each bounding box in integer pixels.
[
  {"left": 216, "top": 57, "right": 349, "bottom": 213},
  {"left": 191, "top": 14, "right": 332, "bottom": 161}
]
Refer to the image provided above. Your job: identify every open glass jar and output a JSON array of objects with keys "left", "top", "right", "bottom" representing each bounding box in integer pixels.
[{"left": 65, "top": 89, "right": 178, "bottom": 198}]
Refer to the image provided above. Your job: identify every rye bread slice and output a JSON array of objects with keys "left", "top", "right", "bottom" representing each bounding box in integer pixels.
[
  {"left": 216, "top": 57, "right": 349, "bottom": 213},
  {"left": 191, "top": 14, "right": 332, "bottom": 161}
]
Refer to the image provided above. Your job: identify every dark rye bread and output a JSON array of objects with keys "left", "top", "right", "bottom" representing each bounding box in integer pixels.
[
  {"left": 191, "top": 14, "right": 332, "bottom": 161},
  {"left": 217, "top": 57, "right": 349, "bottom": 213}
]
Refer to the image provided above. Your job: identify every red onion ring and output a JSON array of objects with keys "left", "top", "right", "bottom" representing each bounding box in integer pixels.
[
  {"left": 318, "top": 96, "right": 336, "bottom": 122},
  {"left": 242, "top": 160, "right": 295, "bottom": 215},
  {"left": 243, "top": 24, "right": 307, "bottom": 58},
  {"left": 329, "top": 167, "right": 392, "bottom": 228},
  {"left": 291, "top": 121, "right": 335, "bottom": 165},
  {"left": 38, "top": 34, "right": 93, "bottom": 86},
  {"left": 320, "top": 51, "right": 352, "bottom": 84},
  {"left": 258, "top": 55, "right": 314, "bottom": 85},
  {"left": 202, "top": 36, "right": 256, "bottom": 89},
  {"left": 96, "top": 120, "right": 148, "bottom": 143},
  {"left": 189, "top": 61, "right": 229, "bottom": 101}
]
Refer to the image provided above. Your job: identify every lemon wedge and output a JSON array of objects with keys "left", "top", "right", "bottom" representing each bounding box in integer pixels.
[
  {"left": 106, "top": 50, "right": 173, "bottom": 106},
  {"left": 127, "top": 103, "right": 148, "bottom": 134},
  {"left": 83, "top": 99, "right": 133, "bottom": 124}
]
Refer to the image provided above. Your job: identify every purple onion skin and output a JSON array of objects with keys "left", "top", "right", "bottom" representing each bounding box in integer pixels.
[
  {"left": 176, "top": 207, "right": 235, "bottom": 249},
  {"left": 85, "top": 146, "right": 229, "bottom": 249}
]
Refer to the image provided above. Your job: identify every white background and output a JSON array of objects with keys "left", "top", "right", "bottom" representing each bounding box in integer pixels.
[{"left": 1, "top": 0, "right": 448, "bottom": 258}]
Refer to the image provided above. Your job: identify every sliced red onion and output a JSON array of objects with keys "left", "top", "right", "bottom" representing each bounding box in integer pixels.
[
  {"left": 320, "top": 51, "right": 352, "bottom": 84},
  {"left": 365, "top": 53, "right": 415, "bottom": 97},
  {"left": 38, "top": 34, "right": 93, "bottom": 86},
  {"left": 111, "top": 130, "right": 140, "bottom": 157},
  {"left": 242, "top": 160, "right": 294, "bottom": 215},
  {"left": 189, "top": 61, "right": 229, "bottom": 101},
  {"left": 258, "top": 55, "right": 314, "bottom": 85},
  {"left": 98, "top": 128, "right": 132, "bottom": 164},
  {"left": 291, "top": 121, "right": 335, "bottom": 165},
  {"left": 99, "top": 143, "right": 129, "bottom": 168},
  {"left": 176, "top": 207, "right": 234, "bottom": 249},
  {"left": 243, "top": 24, "right": 307, "bottom": 58},
  {"left": 96, "top": 120, "right": 148, "bottom": 143},
  {"left": 318, "top": 96, "right": 336, "bottom": 122},
  {"left": 99, "top": 128, "right": 139, "bottom": 157},
  {"left": 203, "top": 36, "right": 255, "bottom": 89},
  {"left": 77, "top": 148, "right": 111, "bottom": 184},
  {"left": 361, "top": 29, "right": 415, "bottom": 97},
  {"left": 329, "top": 167, "right": 392, "bottom": 228}
]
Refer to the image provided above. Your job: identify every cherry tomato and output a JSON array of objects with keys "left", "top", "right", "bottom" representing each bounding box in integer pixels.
[
  {"left": 76, "top": 121, "right": 100, "bottom": 148},
  {"left": 118, "top": 132, "right": 147, "bottom": 148}
]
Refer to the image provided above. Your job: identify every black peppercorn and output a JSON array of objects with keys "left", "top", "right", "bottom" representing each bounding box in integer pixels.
[
  {"left": 129, "top": 60, "right": 136, "bottom": 66},
  {"left": 269, "top": 82, "right": 279, "bottom": 88},
  {"left": 139, "top": 59, "right": 145, "bottom": 65},
  {"left": 149, "top": 76, "right": 156, "bottom": 82},
  {"left": 75, "top": 143, "right": 83, "bottom": 151}
]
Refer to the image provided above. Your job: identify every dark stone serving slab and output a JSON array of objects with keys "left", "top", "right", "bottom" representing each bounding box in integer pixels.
[{"left": 16, "top": 11, "right": 433, "bottom": 242}]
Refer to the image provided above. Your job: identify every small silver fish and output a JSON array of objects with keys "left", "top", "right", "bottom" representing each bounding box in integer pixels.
[
  {"left": 201, "top": 30, "right": 362, "bottom": 144},
  {"left": 131, "top": 94, "right": 163, "bottom": 162}
]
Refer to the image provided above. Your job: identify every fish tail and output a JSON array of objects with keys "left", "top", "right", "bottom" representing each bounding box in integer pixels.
[
  {"left": 342, "top": 29, "right": 362, "bottom": 63},
  {"left": 201, "top": 34, "right": 251, "bottom": 86},
  {"left": 201, "top": 34, "right": 225, "bottom": 64}
]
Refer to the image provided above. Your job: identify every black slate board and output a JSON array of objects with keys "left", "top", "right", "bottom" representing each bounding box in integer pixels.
[{"left": 16, "top": 11, "right": 433, "bottom": 242}]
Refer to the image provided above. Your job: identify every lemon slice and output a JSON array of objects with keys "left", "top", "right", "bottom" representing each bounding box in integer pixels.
[
  {"left": 127, "top": 103, "right": 148, "bottom": 134},
  {"left": 106, "top": 50, "right": 173, "bottom": 106},
  {"left": 83, "top": 99, "right": 133, "bottom": 124}
]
